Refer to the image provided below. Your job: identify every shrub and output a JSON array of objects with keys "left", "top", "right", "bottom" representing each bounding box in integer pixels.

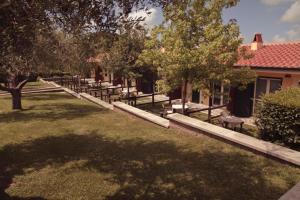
[{"left": 256, "top": 87, "right": 300, "bottom": 145}]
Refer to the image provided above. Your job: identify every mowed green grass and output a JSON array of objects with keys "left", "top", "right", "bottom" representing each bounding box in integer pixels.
[
  {"left": 0, "top": 92, "right": 299, "bottom": 200},
  {"left": 23, "top": 80, "right": 52, "bottom": 89}
]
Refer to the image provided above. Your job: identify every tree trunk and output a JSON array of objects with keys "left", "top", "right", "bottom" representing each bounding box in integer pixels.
[
  {"left": 11, "top": 89, "right": 22, "bottom": 110},
  {"left": 182, "top": 79, "right": 188, "bottom": 115},
  {"left": 0, "top": 78, "right": 28, "bottom": 110},
  {"left": 127, "top": 79, "right": 130, "bottom": 101}
]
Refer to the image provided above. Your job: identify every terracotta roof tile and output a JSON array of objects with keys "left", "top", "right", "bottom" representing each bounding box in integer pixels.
[{"left": 235, "top": 42, "right": 300, "bottom": 69}]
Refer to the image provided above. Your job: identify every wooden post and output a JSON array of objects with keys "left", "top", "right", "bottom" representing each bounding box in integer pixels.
[
  {"left": 182, "top": 79, "right": 188, "bottom": 115},
  {"left": 208, "top": 96, "right": 212, "bottom": 123},
  {"left": 127, "top": 82, "right": 130, "bottom": 105},
  {"left": 152, "top": 93, "right": 155, "bottom": 106},
  {"left": 208, "top": 81, "right": 214, "bottom": 123},
  {"left": 71, "top": 77, "right": 73, "bottom": 90},
  {"left": 106, "top": 88, "right": 110, "bottom": 103}
]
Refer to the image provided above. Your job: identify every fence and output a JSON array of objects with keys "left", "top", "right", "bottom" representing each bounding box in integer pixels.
[{"left": 186, "top": 104, "right": 227, "bottom": 122}]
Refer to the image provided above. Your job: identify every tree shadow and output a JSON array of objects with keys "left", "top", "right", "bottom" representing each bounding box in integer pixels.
[{"left": 0, "top": 133, "right": 290, "bottom": 200}]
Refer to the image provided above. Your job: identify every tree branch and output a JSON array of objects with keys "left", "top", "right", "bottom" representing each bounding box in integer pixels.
[
  {"left": 0, "top": 84, "right": 11, "bottom": 92},
  {"left": 17, "top": 79, "right": 29, "bottom": 89}
]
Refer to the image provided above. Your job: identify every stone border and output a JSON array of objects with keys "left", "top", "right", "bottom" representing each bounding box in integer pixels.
[
  {"left": 48, "top": 81, "right": 81, "bottom": 99},
  {"left": 0, "top": 87, "right": 63, "bottom": 96},
  {"left": 39, "top": 78, "right": 47, "bottom": 83},
  {"left": 279, "top": 182, "right": 300, "bottom": 200},
  {"left": 112, "top": 101, "right": 170, "bottom": 128},
  {"left": 167, "top": 113, "right": 300, "bottom": 166},
  {"left": 80, "top": 93, "right": 113, "bottom": 110}
]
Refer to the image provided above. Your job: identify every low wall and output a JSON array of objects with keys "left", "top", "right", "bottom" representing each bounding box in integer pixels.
[
  {"left": 0, "top": 87, "right": 63, "bottom": 96},
  {"left": 48, "top": 81, "right": 81, "bottom": 99},
  {"left": 279, "top": 182, "right": 300, "bottom": 200},
  {"left": 112, "top": 101, "right": 170, "bottom": 128},
  {"left": 80, "top": 93, "right": 113, "bottom": 110},
  {"left": 167, "top": 113, "right": 300, "bottom": 166}
]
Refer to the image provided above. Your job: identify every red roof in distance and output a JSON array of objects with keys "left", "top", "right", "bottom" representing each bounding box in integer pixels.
[{"left": 235, "top": 41, "right": 300, "bottom": 69}]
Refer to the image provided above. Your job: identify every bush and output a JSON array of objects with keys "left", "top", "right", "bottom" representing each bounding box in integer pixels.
[{"left": 256, "top": 87, "right": 300, "bottom": 145}]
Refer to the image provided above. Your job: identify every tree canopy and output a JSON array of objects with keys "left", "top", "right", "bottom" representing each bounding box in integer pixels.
[
  {"left": 0, "top": 0, "right": 169, "bottom": 109},
  {"left": 139, "top": 0, "right": 255, "bottom": 114}
]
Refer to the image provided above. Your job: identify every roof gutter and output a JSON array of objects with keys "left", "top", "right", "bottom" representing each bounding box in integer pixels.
[{"left": 234, "top": 65, "right": 300, "bottom": 74}]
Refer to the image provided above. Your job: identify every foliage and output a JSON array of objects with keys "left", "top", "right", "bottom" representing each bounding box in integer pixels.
[
  {"left": 256, "top": 87, "right": 300, "bottom": 145},
  {"left": 0, "top": 0, "right": 169, "bottom": 108},
  {"left": 0, "top": 0, "right": 168, "bottom": 85},
  {"left": 105, "top": 28, "right": 147, "bottom": 80},
  {"left": 138, "top": 0, "right": 255, "bottom": 105}
]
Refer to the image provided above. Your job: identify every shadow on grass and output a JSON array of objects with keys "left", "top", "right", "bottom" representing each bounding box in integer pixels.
[{"left": 0, "top": 133, "right": 289, "bottom": 200}]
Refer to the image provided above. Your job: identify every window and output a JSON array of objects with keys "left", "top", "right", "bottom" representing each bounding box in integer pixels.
[
  {"left": 255, "top": 77, "right": 282, "bottom": 99},
  {"left": 213, "top": 83, "right": 222, "bottom": 105},
  {"left": 212, "top": 83, "right": 230, "bottom": 106}
]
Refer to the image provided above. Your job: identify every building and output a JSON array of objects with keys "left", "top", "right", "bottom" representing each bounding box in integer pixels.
[{"left": 195, "top": 33, "right": 300, "bottom": 117}]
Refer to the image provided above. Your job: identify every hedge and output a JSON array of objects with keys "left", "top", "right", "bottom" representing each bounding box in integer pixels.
[{"left": 256, "top": 87, "right": 300, "bottom": 145}]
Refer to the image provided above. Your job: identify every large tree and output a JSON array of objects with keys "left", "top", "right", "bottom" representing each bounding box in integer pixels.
[
  {"left": 139, "top": 0, "right": 255, "bottom": 115},
  {"left": 0, "top": 0, "right": 170, "bottom": 109},
  {"left": 105, "top": 26, "right": 147, "bottom": 87}
]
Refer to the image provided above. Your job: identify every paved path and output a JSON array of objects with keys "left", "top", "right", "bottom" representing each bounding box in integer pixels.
[
  {"left": 187, "top": 102, "right": 255, "bottom": 126},
  {"left": 136, "top": 94, "right": 169, "bottom": 105},
  {"left": 279, "top": 182, "right": 300, "bottom": 200}
]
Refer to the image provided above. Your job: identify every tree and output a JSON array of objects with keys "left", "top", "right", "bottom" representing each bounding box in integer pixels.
[
  {"left": 0, "top": 0, "right": 170, "bottom": 109},
  {"left": 139, "top": 0, "right": 255, "bottom": 116},
  {"left": 104, "top": 26, "right": 147, "bottom": 97}
]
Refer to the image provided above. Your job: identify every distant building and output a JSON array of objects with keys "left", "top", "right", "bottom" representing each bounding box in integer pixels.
[{"left": 193, "top": 33, "right": 300, "bottom": 117}]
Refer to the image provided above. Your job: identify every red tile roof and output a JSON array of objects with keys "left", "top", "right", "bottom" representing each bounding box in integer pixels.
[{"left": 235, "top": 42, "right": 300, "bottom": 69}]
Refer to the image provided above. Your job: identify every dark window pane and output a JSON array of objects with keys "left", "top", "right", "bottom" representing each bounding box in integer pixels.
[
  {"left": 256, "top": 78, "right": 267, "bottom": 99},
  {"left": 269, "top": 79, "right": 282, "bottom": 93},
  {"left": 213, "top": 83, "right": 221, "bottom": 105}
]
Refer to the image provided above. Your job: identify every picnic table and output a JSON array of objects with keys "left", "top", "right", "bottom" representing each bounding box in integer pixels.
[
  {"left": 172, "top": 104, "right": 189, "bottom": 113},
  {"left": 220, "top": 116, "right": 244, "bottom": 132},
  {"left": 101, "top": 82, "right": 113, "bottom": 87},
  {"left": 122, "top": 88, "right": 137, "bottom": 97}
]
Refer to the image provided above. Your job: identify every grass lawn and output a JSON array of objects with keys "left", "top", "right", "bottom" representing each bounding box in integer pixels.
[
  {"left": 23, "top": 80, "right": 52, "bottom": 90},
  {"left": 0, "top": 92, "right": 299, "bottom": 200}
]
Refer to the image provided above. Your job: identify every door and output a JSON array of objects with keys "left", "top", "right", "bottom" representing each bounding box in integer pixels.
[
  {"left": 192, "top": 90, "right": 200, "bottom": 103},
  {"left": 232, "top": 83, "right": 255, "bottom": 117}
]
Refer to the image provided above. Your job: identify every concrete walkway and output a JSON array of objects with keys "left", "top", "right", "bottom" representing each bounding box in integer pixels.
[
  {"left": 187, "top": 102, "right": 256, "bottom": 126},
  {"left": 135, "top": 94, "right": 170, "bottom": 105},
  {"left": 168, "top": 113, "right": 300, "bottom": 166},
  {"left": 279, "top": 182, "right": 300, "bottom": 200}
]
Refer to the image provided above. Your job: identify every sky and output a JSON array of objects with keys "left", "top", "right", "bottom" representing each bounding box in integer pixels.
[{"left": 130, "top": 0, "right": 300, "bottom": 44}]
